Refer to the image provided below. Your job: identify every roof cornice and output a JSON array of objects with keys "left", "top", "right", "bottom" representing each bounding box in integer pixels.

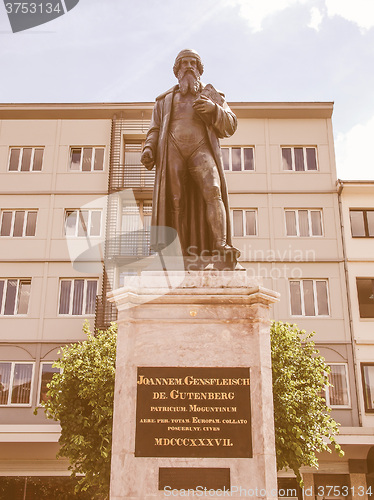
[{"left": 0, "top": 101, "right": 334, "bottom": 120}]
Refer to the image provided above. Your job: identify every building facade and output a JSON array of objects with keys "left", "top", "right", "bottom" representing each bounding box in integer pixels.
[
  {"left": 0, "top": 105, "right": 111, "bottom": 481},
  {"left": 0, "top": 102, "right": 373, "bottom": 496},
  {"left": 338, "top": 181, "right": 374, "bottom": 493}
]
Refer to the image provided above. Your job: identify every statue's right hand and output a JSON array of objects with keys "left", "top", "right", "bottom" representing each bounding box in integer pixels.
[{"left": 141, "top": 148, "right": 155, "bottom": 170}]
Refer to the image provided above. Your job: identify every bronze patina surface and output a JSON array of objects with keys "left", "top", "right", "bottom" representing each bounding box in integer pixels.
[{"left": 141, "top": 49, "right": 240, "bottom": 269}]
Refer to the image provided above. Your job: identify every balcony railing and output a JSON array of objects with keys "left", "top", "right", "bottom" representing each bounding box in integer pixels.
[
  {"left": 95, "top": 295, "right": 118, "bottom": 331},
  {"left": 106, "top": 230, "right": 153, "bottom": 259},
  {"left": 109, "top": 164, "right": 155, "bottom": 192}
]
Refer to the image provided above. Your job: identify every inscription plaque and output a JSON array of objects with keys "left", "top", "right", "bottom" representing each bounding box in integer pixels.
[{"left": 135, "top": 367, "right": 251, "bottom": 458}]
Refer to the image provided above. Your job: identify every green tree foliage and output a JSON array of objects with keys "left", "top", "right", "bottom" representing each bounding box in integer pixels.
[
  {"left": 40, "top": 321, "right": 342, "bottom": 494},
  {"left": 271, "top": 321, "right": 343, "bottom": 484},
  {"left": 39, "top": 321, "right": 117, "bottom": 498},
  {"left": 0, "top": 476, "right": 97, "bottom": 500}
]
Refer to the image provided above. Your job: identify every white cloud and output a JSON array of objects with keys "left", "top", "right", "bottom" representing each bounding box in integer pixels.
[
  {"left": 335, "top": 116, "right": 374, "bottom": 180},
  {"left": 325, "top": 0, "right": 374, "bottom": 31},
  {"left": 223, "top": 0, "right": 309, "bottom": 32},
  {"left": 225, "top": 0, "right": 374, "bottom": 33},
  {"left": 308, "top": 6, "right": 323, "bottom": 31}
]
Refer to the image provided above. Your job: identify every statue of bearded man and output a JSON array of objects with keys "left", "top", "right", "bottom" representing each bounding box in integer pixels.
[{"left": 141, "top": 49, "right": 239, "bottom": 268}]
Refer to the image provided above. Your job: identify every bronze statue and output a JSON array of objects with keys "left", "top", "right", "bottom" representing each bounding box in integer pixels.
[{"left": 141, "top": 49, "right": 239, "bottom": 269}]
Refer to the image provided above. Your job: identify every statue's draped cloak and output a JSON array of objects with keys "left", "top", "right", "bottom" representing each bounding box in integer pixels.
[{"left": 144, "top": 84, "right": 237, "bottom": 254}]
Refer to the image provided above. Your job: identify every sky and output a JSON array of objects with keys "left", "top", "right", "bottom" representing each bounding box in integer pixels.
[{"left": 0, "top": 0, "right": 374, "bottom": 180}]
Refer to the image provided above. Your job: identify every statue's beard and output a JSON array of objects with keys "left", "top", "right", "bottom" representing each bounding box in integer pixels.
[{"left": 177, "top": 69, "right": 200, "bottom": 96}]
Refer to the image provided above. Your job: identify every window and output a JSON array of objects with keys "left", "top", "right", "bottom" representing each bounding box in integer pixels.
[
  {"left": 0, "top": 210, "right": 37, "bottom": 237},
  {"left": 64, "top": 209, "right": 102, "bottom": 237},
  {"left": 69, "top": 147, "right": 105, "bottom": 171},
  {"left": 277, "top": 478, "right": 302, "bottom": 500},
  {"left": 39, "top": 362, "right": 60, "bottom": 404},
  {"left": 222, "top": 147, "right": 254, "bottom": 171},
  {"left": 324, "top": 364, "right": 350, "bottom": 408},
  {"left": 314, "top": 475, "right": 351, "bottom": 500},
  {"left": 356, "top": 278, "right": 374, "bottom": 318},
  {"left": 123, "top": 141, "right": 154, "bottom": 188},
  {"left": 124, "top": 141, "right": 143, "bottom": 166},
  {"left": 232, "top": 210, "right": 257, "bottom": 237},
  {"left": 121, "top": 200, "right": 153, "bottom": 255},
  {"left": 0, "top": 362, "right": 34, "bottom": 405},
  {"left": 0, "top": 279, "right": 31, "bottom": 315},
  {"left": 289, "top": 279, "right": 329, "bottom": 316},
  {"left": 361, "top": 363, "right": 374, "bottom": 412},
  {"left": 350, "top": 210, "right": 374, "bottom": 238},
  {"left": 282, "top": 147, "right": 317, "bottom": 171},
  {"left": 285, "top": 209, "right": 323, "bottom": 237},
  {"left": 8, "top": 147, "right": 43, "bottom": 172},
  {"left": 58, "top": 279, "right": 98, "bottom": 315}
]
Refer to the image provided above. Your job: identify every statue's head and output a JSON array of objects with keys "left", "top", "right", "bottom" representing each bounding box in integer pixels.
[
  {"left": 173, "top": 49, "right": 204, "bottom": 95},
  {"left": 173, "top": 49, "right": 204, "bottom": 78}
]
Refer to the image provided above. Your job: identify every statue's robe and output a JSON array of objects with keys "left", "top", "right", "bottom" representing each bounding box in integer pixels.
[{"left": 144, "top": 84, "right": 237, "bottom": 255}]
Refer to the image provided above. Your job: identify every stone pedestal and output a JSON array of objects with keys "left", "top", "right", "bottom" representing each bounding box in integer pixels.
[{"left": 108, "top": 271, "right": 279, "bottom": 499}]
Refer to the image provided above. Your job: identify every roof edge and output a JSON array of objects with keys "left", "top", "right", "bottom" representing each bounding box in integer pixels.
[{"left": 0, "top": 101, "right": 334, "bottom": 120}]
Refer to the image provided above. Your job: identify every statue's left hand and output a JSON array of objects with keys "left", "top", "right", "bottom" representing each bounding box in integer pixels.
[{"left": 192, "top": 95, "right": 216, "bottom": 115}]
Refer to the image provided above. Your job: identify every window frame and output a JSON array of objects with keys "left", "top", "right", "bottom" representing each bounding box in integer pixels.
[
  {"left": 0, "top": 209, "right": 38, "bottom": 237},
  {"left": 7, "top": 147, "right": 44, "bottom": 172},
  {"left": 231, "top": 209, "right": 258, "bottom": 237},
  {"left": 120, "top": 199, "right": 153, "bottom": 256},
  {"left": 64, "top": 209, "right": 102, "bottom": 238},
  {"left": 0, "top": 361, "right": 35, "bottom": 407},
  {"left": 349, "top": 209, "right": 374, "bottom": 238},
  {"left": 324, "top": 363, "right": 351, "bottom": 409},
  {"left": 58, "top": 278, "right": 98, "bottom": 316},
  {"left": 361, "top": 363, "right": 374, "bottom": 413},
  {"left": 37, "top": 361, "right": 61, "bottom": 406},
  {"left": 124, "top": 140, "right": 145, "bottom": 166},
  {"left": 284, "top": 209, "right": 323, "bottom": 237},
  {"left": 0, "top": 278, "right": 32, "bottom": 316},
  {"left": 289, "top": 279, "right": 330, "bottom": 317},
  {"left": 356, "top": 278, "right": 374, "bottom": 319},
  {"left": 281, "top": 146, "right": 318, "bottom": 172},
  {"left": 121, "top": 199, "right": 153, "bottom": 224},
  {"left": 68, "top": 146, "right": 105, "bottom": 172},
  {"left": 123, "top": 140, "right": 155, "bottom": 188},
  {"left": 221, "top": 146, "right": 255, "bottom": 172}
]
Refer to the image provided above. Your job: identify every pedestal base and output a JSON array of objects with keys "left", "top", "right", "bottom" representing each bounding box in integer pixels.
[{"left": 108, "top": 271, "right": 279, "bottom": 499}]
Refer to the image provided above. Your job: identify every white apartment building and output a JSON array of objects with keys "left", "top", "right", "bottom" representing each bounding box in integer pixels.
[
  {"left": 0, "top": 102, "right": 371, "bottom": 497},
  {"left": 0, "top": 106, "right": 111, "bottom": 489},
  {"left": 339, "top": 180, "right": 374, "bottom": 493}
]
